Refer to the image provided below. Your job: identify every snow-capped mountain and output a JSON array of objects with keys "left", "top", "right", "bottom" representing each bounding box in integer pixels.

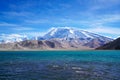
[
  {"left": 40, "top": 27, "right": 112, "bottom": 48},
  {"left": 43, "top": 27, "right": 112, "bottom": 41},
  {"left": 0, "top": 32, "right": 42, "bottom": 43},
  {"left": 0, "top": 34, "right": 27, "bottom": 43},
  {"left": 0, "top": 27, "right": 113, "bottom": 49}
]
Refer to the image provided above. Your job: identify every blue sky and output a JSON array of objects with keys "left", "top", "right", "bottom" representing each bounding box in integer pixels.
[{"left": 0, "top": 0, "right": 120, "bottom": 39}]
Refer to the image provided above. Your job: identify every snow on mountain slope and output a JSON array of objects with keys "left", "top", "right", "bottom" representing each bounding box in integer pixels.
[
  {"left": 0, "top": 34, "right": 28, "bottom": 43},
  {"left": 43, "top": 27, "right": 111, "bottom": 40}
]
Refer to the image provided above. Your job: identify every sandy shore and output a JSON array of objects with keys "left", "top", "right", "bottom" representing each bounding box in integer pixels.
[{"left": 0, "top": 48, "right": 94, "bottom": 51}]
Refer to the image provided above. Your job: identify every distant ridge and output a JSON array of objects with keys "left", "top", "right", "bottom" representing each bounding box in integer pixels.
[
  {"left": 0, "top": 40, "right": 92, "bottom": 50},
  {"left": 96, "top": 37, "right": 120, "bottom": 50}
]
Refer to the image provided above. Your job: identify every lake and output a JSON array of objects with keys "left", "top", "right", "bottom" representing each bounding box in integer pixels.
[{"left": 0, "top": 50, "right": 120, "bottom": 80}]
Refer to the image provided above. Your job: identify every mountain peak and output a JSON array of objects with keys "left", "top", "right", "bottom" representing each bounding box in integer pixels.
[
  {"left": 43, "top": 27, "right": 110, "bottom": 40},
  {"left": 49, "top": 27, "right": 75, "bottom": 35}
]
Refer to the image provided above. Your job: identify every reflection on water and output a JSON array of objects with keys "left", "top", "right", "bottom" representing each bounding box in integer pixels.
[{"left": 0, "top": 51, "right": 120, "bottom": 80}]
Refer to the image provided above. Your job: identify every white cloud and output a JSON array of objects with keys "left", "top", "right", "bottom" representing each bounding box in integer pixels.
[
  {"left": 23, "top": 32, "right": 46, "bottom": 37},
  {"left": 12, "top": 27, "right": 35, "bottom": 31},
  {"left": 97, "top": 14, "right": 120, "bottom": 23},
  {"left": 79, "top": 14, "right": 120, "bottom": 38},
  {"left": 25, "top": 19, "right": 50, "bottom": 24},
  {"left": 0, "top": 34, "right": 26, "bottom": 40},
  {"left": 85, "top": 27, "right": 120, "bottom": 39},
  {"left": 0, "top": 22, "right": 18, "bottom": 27},
  {"left": 80, "top": 14, "right": 120, "bottom": 25},
  {"left": 0, "top": 22, "right": 35, "bottom": 31},
  {"left": 2, "top": 12, "right": 30, "bottom": 17},
  {"left": 88, "top": 0, "right": 120, "bottom": 11},
  {"left": 86, "top": 27, "right": 120, "bottom": 35}
]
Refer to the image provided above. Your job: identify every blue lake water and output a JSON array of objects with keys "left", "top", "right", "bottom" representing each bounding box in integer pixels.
[{"left": 0, "top": 50, "right": 120, "bottom": 80}]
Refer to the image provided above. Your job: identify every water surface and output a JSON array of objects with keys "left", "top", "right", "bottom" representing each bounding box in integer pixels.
[{"left": 0, "top": 50, "right": 120, "bottom": 80}]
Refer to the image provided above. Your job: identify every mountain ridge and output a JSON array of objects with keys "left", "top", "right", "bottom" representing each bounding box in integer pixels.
[
  {"left": 96, "top": 37, "right": 120, "bottom": 50},
  {"left": 0, "top": 27, "right": 113, "bottom": 50}
]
